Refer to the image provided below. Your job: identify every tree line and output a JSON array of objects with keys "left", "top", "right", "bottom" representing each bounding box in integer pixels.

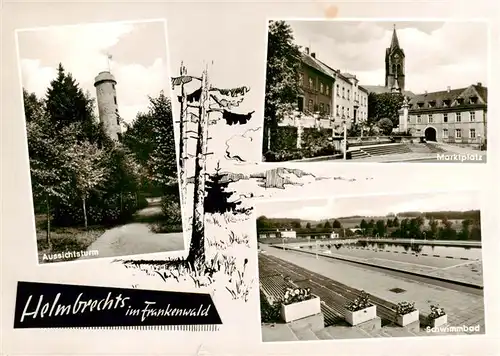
[{"left": 256, "top": 213, "right": 481, "bottom": 241}]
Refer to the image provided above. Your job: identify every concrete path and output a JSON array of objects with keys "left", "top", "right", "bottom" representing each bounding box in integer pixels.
[
  {"left": 261, "top": 245, "right": 485, "bottom": 331},
  {"left": 79, "top": 202, "right": 185, "bottom": 260}
]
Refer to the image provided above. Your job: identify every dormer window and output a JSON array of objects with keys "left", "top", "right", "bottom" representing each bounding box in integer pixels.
[
  {"left": 469, "top": 96, "right": 478, "bottom": 104},
  {"left": 457, "top": 98, "right": 464, "bottom": 105},
  {"left": 417, "top": 102, "right": 424, "bottom": 109},
  {"left": 428, "top": 101, "right": 436, "bottom": 108}
]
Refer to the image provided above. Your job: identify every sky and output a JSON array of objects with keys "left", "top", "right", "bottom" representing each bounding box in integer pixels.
[
  {"left": 17, "top": 19, "right": 169, "bottom": 125},
  {"left": 286, "top": 20, "right": 489, "bottom": 93},
  {"left": 257, "top": 190, "right": 481, "bottom": 220}
]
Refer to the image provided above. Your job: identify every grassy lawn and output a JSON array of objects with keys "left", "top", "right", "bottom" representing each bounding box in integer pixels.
[{"left": 35, "top": 214, "right": 104, "bottom": 263}]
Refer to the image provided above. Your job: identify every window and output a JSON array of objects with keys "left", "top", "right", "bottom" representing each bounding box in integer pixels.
[
  {"left": 443, "top": 113, "right": 448, "bottom": 123},
  {"left": 469, "top": 97, "right": 478, "bottom": 104},
  {"left": 320, "top": 83, "right": 324, "bottom": 94},
  {"left": 299, "top": 73, "right": 304, "bottom": 85},
  {"left": 347, "top": 89, "right": 350, "bottom": 100},
  {"left": 455, "top": 129, "right": 462, "bottom": 138},
  {"left": 470, "top": 111, "right": 475, "bottom": 121},
  {"left": 342, "top": 106, "right": 345, "bottom": 116},
  {"left": 470, "top": 128, "right": 476, "bottom": 138},
  {"left": 319, "top": 103, "right": 324, "bottom": 113},
  {"left": 309, "top": 77, "right": 314, "bottom": 89},
  {"left": 336, "top": 84, "right": 340, "bottom": 96},
  {"left": 428, "top": 114, "right": 433, "bottom": 123},
  {"left": 428, "top": 101, "right": 435, "bottom": 108},
  {"left": 326, "top": 104, "right": 330, "bottom": 114},
  {"left": 112, "top": 84, "right": 115, "bottom": 90},
  {"left": 457, "top": 98, "right": 464, "bottom": 105},
  {"left": 297, "top": 97, "right": 304, "bottom": 112},
  {"left": 347, "top": 108, "right": 350, "bottom": 117},
  {"left": 326, "top": 85, "right": 330, "bottom": 96},
  {"left": 342, "top": 87, "right": 345, "bottom": 98},
  {"left": 417, "top": 115, "right": 421, "bottom": 123},
  {"left": 456, "top": 112, "right": 461, "bottom": 122},
  {"left": 336, "top": 105, "right": 339, "bottom": 116},
  {"left": 308, "top": 99, "right": 314, "bottom": 112},
  {"left": 116, "top": 132, "right": 122, "bottom": 141},
  {"left": 443, "top": 129, "right": 448, "bottom": 138},
  {"left": 417, "top": 102, "right": 424, "bottom": 108},
  {"left": 443, "top": 100, "right": 450, "bottom": 107},
  {"left": 114, "top": 96, "right": 117, "bottom": 105}
]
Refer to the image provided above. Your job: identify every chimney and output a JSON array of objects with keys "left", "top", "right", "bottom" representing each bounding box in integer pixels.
[
  {"left": 311, "top": 52, "right": 316, "bottom": 58},
  {"left": 477, "top": 82, "right": 482, "bottom": 87},
  {"left": 305, "top": 47, "right": 310, "bottom": 55},
  {"left": 447, "top": 86, "right": 451, "bottom": 93},
  {"left": 424, "top": 90, "right": 428, "bottom": 96}
]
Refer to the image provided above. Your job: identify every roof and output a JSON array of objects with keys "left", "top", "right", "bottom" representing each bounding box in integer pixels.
[
  {"left": 300, "top": 52, "right": 336, "bottom": 79},
  {"left": 408, "top": 84, "right": 488, "bottom": 110},
  {"left": 361, "top": 84, "right": 415, "bottom": 97},
  {"left": 389, "top": 26, "right": 400, "bottom": 51},
  {"left": 358, "top": 85, "right": 369, "bottom": 94}
]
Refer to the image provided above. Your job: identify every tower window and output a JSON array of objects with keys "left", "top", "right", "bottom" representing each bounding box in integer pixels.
[
  {"left": 114, "top": 96, "right": 117, "bottom": 105},
  {"left": 112, "top": 84, "right": 115, "bottom": 90}
]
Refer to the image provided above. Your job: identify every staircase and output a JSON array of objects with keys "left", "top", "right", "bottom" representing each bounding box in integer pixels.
[
  {"left": 423, "top": 142, "right": 447, "bottom": 153},
  {"left": 349, "top": 144, "right": 412, "bottom": 159}
]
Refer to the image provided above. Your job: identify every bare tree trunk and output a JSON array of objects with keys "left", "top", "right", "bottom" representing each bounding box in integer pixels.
[
  {"left": 46, "top": 195, "right": 51, "bottom": 248},
  {"left": 187, "top": 68, "right": 209, "bottom": 268},
  {"left": 82, "top": 196, "right": 88, "bottom": 230},
  {"left": 179, "top": 81, "right": 188, "bottom": 233}
]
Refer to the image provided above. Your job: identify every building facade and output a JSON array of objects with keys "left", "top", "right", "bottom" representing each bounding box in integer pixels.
[
  {"left": 297, "top": 49, "right": 335, "bottom": 118},
  {"left": 94, "top": 71, "right": 121, "bottom": 141},
  {"left": 333, "top": 73, "right": 369, "bottom": 126},
  {"left": 399, "top": 83, "right": 487, "bottom": 145},
  {"left": 282, "top": 49, "right": 369, "bottom": 133}
]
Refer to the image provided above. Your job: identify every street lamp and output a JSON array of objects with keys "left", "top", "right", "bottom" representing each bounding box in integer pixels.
[{"left": 342, "top": 117, "right": 348, "bottom": 160}]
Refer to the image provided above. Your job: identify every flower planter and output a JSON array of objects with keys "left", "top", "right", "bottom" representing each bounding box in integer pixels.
[
  {"left": 280, "top": 296, "right": 321, "bottom": 323},
  {"left": 396, "top": 310, "right": 419, "bottom": 327},
  {"left": 344, "top": 305, "right": 377, "bottom": 326},
  {"left": 430, "top": 314, "right": 447, "bottom": 328}
]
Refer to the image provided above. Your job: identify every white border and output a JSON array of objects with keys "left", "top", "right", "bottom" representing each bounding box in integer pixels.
[{"left": 14, "top": 18, "right": 189, "bottom": 265}]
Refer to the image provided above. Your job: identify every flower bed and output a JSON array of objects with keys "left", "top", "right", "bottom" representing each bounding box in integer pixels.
[
  {"left": 395, "top": 301, "right": 419, "bottom": 327},
  {"left": 280, "top": 287, "right": 321, "bottom": 323},
  {"left": 428, "top": 304, "right": 447, "bottom": 327},
  {"left": 344, "top": 291, "right": 377, "bottom": 326}
]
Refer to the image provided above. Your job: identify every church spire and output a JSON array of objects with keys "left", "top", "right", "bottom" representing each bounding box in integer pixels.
[{"left": 390, "top": 24, "right": 400, "bottom": 51}]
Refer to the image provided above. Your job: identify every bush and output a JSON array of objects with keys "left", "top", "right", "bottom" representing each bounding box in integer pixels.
[
  {"left": 428, "top": 304, "right": 446, "bottom": 320},
  {"left": 282, "top": 287, "right": 312, "bottom": 305}
]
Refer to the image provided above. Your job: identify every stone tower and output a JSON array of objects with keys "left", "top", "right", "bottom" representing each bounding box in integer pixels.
[
  {"left": 94, "top": 71, "right": 121, "bottom": 141},
  {"left": 385, "top": 25, "right": 405, "bottom": 91}
]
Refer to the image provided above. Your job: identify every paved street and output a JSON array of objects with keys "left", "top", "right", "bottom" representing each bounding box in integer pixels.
[
  {"left": 261, "top": 244, "right": 485, "bottom": 330},
  {"left": 79, "top": 204, "right": 185, "bottom": 260}
]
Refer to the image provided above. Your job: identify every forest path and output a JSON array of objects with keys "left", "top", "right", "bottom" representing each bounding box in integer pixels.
[{"left": 79, "top": 197, "right": 185, "bottom": 259}]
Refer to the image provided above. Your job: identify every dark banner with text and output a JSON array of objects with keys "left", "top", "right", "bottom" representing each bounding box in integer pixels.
[{"left": 14, "top": 281, "right": 222, "bottom": 329}]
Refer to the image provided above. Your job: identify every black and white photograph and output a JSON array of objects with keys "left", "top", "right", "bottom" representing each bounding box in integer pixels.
[
  {"left": 17, "top": 19, "right": 185, "bottom": 263},
  {"left": 263, "top": 20, "right": 488, "bottom": 163},
  {"left": 257, "top": 191, "right": 485, "bottom": 341}
]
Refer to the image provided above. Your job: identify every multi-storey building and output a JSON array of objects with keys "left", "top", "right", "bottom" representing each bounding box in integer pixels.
[
  {"left": 282, "top": 48, "right": 368, "bottom": 133},
  {"left": 399, "top": 83, "right": 487, "bottom": 145}
]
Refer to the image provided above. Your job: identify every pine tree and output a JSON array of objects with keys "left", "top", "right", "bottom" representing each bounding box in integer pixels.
[
  {"left": 204, "top": 161, "right": 241, "bottom": 214},
  {"left": 45, "top": 63, "right": 101, "bottom": 144}
]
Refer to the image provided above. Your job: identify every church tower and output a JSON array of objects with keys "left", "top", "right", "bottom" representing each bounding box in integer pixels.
[
  {"left": 94, "top": 71, "right": 121, "bottom": 141},
  {"left": 385, "top": 25, "right": 405, "bottom": 91}
]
